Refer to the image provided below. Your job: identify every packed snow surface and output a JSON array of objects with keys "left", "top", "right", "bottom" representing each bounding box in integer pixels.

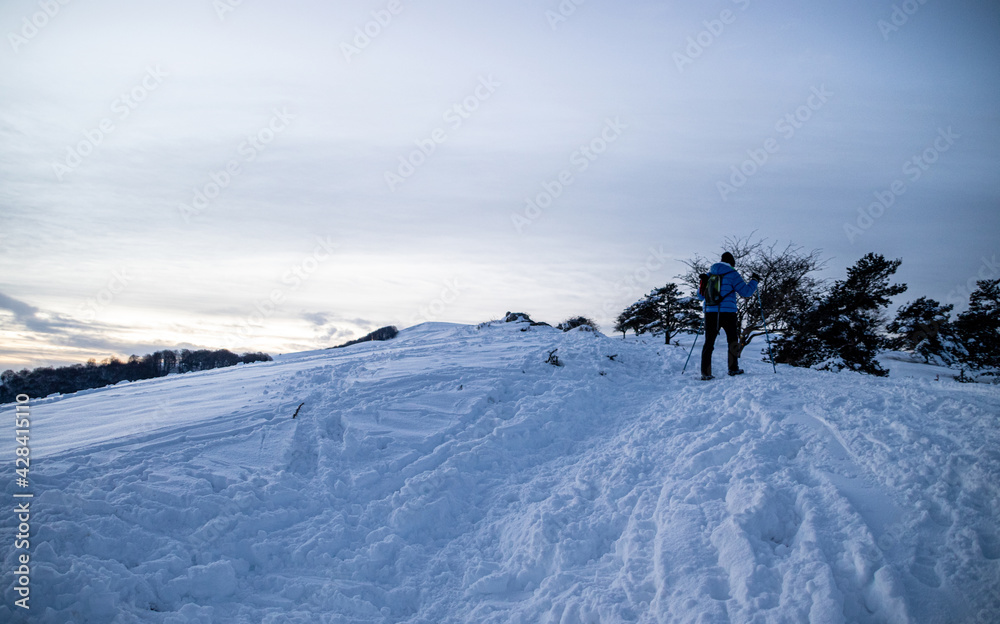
[{"left": 2, "top": 321, "right": 999, "bottom": 623}]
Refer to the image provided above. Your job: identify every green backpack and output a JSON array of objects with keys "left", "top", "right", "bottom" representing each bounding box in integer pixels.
[{"left": 699, "top": 273, "right": 724, "bottom": 306}]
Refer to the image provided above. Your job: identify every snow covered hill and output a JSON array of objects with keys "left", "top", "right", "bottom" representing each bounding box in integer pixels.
[{"left": 2, "top": 321, "right": 999, "bottom": 623}]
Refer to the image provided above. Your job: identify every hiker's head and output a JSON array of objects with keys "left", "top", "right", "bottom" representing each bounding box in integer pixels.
[{"left": 721, "top": 252, "right": 736, "bottom": 267}]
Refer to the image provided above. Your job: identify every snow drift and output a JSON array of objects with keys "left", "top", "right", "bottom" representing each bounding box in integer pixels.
[{"left": 2, "top": 321, "right": 998, "bottom": 623}]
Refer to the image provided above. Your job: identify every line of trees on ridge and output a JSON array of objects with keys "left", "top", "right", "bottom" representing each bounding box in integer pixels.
[
  {"left": 1, "top": 349, "right": 272, "bottom": 404},
  {"left": 613, "top": 235, "right": 1000, "bottom": 381}
]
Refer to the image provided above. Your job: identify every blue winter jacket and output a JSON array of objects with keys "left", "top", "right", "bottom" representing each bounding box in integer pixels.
[{"left": 699, "top": 262, "right": 758, "bottom": 313}]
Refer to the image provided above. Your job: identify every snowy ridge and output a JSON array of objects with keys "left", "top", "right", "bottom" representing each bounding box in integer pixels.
[{"left": 2, "top": 321, "right": 999, "bottom": 623}]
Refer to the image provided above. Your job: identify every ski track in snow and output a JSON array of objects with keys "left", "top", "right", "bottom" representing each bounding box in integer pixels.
[{"left": 2, "top": 322, "right": 999, "bottom": 623}]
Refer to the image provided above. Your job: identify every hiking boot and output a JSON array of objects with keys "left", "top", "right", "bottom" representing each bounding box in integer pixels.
[
  {"left": 728, "top": 369, "right": 745, "bottom": 376},
  {"left": 701, "top": 374, "right": 714, "bottom": 381}
]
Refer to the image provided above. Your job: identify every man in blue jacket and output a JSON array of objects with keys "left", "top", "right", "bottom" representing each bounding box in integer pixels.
[{"left": 699, "top": 252, "right": 759, "bottom": 380}]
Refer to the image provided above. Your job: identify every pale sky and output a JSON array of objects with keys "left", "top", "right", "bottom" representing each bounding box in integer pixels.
[{"left": 1, "top": 0, "right": 998, "bottom": 370}]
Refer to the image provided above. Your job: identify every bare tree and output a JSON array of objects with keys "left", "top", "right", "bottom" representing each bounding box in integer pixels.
[{"left": 680, "top": 234, "right": 827, "bottom": 353}]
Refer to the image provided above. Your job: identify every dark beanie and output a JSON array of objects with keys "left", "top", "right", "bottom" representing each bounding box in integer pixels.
[{"left": 721, "top": 252, "right": 736, "bottom": 267}]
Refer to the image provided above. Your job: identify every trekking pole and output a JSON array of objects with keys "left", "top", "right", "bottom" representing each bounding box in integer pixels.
[
  {"left": 681, "top": 330, "right": 700, "bottom": 374},
  {"left": 756, "top": 291, "right": 776, "bottom": 373}
]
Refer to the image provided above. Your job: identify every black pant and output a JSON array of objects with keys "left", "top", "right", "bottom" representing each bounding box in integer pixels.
[{"left": 701, "top": 312, "right": 740, "bottom": 376}]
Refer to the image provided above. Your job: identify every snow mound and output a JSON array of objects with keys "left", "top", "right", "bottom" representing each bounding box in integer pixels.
[{"left": 2, "top": 323, "right": 999, "bottom": 623}]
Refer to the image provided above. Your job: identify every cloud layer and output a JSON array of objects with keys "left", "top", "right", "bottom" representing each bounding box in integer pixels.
[{"left": 2, "top": 0, "right": 998, "bottom": 369}]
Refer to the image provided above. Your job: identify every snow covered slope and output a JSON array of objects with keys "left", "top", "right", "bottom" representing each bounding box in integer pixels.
[{"left": 2, "top": 321, "right": 999, "bottom": 623}]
